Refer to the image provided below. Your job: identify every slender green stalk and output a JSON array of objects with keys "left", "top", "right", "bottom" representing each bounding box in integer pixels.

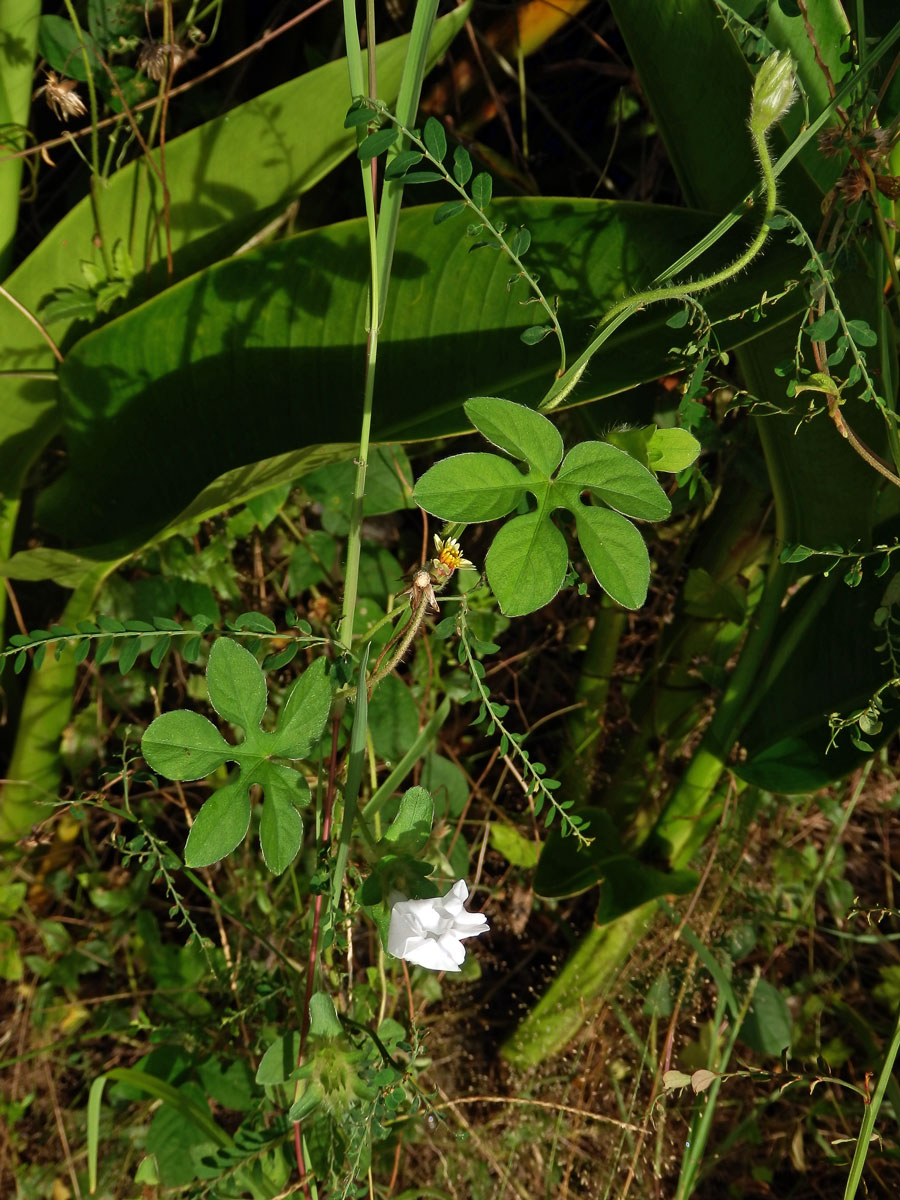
[
  {"left": 338, "top": 0, "right": 443, "bottom": 649},
  {"left": 844, "top": 995, "right": 900, "bottom": 1198},
  {"left": 61, "top": 0, "right": 113, "bottom": 276}
]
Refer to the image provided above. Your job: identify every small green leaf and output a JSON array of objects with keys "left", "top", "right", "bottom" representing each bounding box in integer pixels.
[
  {"left": 556, "top": 441, "right": 671, "bottom": 521},
  {"left": 471, "top": 171, "right": 492, "bottom": 209},
  {"left": 574, "top": 506, "right": 650, "bottom": 610},
  {"left": 343, "top": 101, "right": 371, "bottom": 128},
  {"left": 423, "top": 116, "right": 447, "bottom": 162},
  {"left": 413, "top": 452, "right": 525, "bottom": 522},
  {"left": 453, "top": 145, "right": 472, "bottom": 185},
  {"left": 380, "top": 787, "right": 434, "bottom": 854},
  {"left": 485, "top": 511, "right": 569, "bottom": 617},
  {"left": 272, "top": 658, "right": 332, "bottom": 758},
  {"left": 845, "top": 318, "right": 878, "bottom": 346},
  {"left": 384, "top": 150, "right": 424, "bottom": 179},
  {"left": 433, "top": 199, "right": 466, "bottom": 224},
  {"left": 509, "top": 227, "right": 531, "bottom": 257},
  {"left": 647, "top": 427, "right": 701, "bottom": 473},
  {"left": 357, "top": 127, "right": 399, "bottom": 159},
  {"left": 804, "top": 310, "right": 839, "bottom": 341},
  {"left": 308, "top": 993, "right": 343, "bottom": 1039},
  {"left": 520, "top": 324, "right": 553, "bottom": 345},
  {"left": 464, "top": 396, "right": 563, "bottom": 477},
  {"left": 183, "top": 776, "right": 252, "bottom": 868},
  {"left": 141, "top": 712, "right": 232, "bottom": 781},
  {"left": 206, "top": 638, "right": 267, "bottom": 733}
]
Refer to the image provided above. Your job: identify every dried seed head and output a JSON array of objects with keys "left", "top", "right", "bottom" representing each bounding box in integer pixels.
[
  {"left": 36, "top": 71, "right": 87, "bottom": 122},
  {"left": 408, "top": 570, "right": 439, "bottom": 614},
  {"left": 137, "top": 39, "right": 186, "bottom": 81}
]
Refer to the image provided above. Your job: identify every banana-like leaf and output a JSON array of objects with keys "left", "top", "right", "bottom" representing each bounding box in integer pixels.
[
  {"left": 41, "top": 197, "right": 807, "bottom": 550},
  {"left": 0, "top": 9, "right": 470, "bottom": 499}
]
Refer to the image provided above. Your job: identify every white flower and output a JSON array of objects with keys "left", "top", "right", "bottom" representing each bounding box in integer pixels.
[{"left": 387, "top": 880, "right": 489, "bottom": 972}]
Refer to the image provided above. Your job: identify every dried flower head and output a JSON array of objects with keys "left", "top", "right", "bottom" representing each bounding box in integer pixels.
[
  {"left": 407, "top": 569, "right": 438, "bottom": 614},
  {"left": 36, "top": 71, "right": 87, "bottom": 122},
  {"left": 137, "top": 40, "right": 186, "bottom": 81},
  {"left": 432, "top": 534, "right": 473, "bottom": 575}
]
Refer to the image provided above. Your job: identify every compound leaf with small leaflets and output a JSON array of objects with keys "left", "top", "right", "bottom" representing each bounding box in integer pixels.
[
  {"left": 141, "top": 639, "right": 333, "bottom": 872},
  {"left": 413, "top": 397, "right": 687, "bottom": 615}
]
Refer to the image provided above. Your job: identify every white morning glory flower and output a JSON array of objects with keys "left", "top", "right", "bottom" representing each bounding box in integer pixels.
[{"left": 387, "top": 880, "right": 490, "bottom": 972}]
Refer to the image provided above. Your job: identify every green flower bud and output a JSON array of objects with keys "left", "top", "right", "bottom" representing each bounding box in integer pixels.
[{"left": 749, "top": 51, "right": 797, "bottom": 135}]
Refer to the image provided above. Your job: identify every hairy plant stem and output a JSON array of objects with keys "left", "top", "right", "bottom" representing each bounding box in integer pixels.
[{"left": 540, "top": 114, "right": 780, "bottom": 411}]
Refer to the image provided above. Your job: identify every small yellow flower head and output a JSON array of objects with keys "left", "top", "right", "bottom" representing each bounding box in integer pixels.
[{"left": 432, "top": 535, "right": 474, "bottom": 574}]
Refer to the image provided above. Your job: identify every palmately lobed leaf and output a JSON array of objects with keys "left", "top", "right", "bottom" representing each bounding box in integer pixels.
[
  {"left": 206, "top": 638, "right": 268, "bottom": 733},
  {"left": 464, "top": 396, "right": 563, "bottom": 477},
  {"left": 141, "top": 711, "right": 233, "bottom": 781},
  {"left": 271, "top": 658, "right": 333, "bottom": 759},
  {"left": 413, "top": 452, "right": 525, "bottom": 522},
  {"left": 555, "top": 441, "right": 672, "bottom": 521}
]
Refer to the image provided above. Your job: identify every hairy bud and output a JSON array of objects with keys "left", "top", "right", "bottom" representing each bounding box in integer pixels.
[{"left": 749, "top": 51, "right": 797, "bottom": 136}]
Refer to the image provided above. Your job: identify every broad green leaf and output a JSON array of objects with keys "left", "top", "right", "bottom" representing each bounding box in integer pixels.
[
  {"left": 38, "top": 15, "right": 103, "bottom": 83},
  {"left": 535, "top": 808, "right": 697, "bottom": 920},
  {"left": 368, "top": 676, "right": 419, "bottom": 764},
  {"left": 257, "top": 762, "right": 307, "bottom": 875},
  {"left": 648, "top": 426, "right": 701, "bottom": 472},
  {"left": 485, "top": 511, "right": 569, "bottom": 617},
  {"left": 0, "top": 10, "right": 471, "bottom": 498},
  {"left": 489, "top": 824, "right": 538, "bottom": 868},
  {"left": 206, "top": 638, "right": 266, "bottom": 733},
  {"left": 573, "top": 506, "right": 651, "bottom": 610},
  {"left": 555, "top": 441, "right": 671, "bottom": 521},
  {"left": 380, "top": 787, "right": 434, "bottom": 855},
  {"left": 739, "top": 978, "right": 793, "bottom": 1056},
  {"left": 183, "top": 775, "right": 252, "bottom": 869},
  {"left": 43, "top": 198, "right": 807, "bottom": 549},
  {"left": 141, "top": 712, "right": 232, "bottom": 781},
  {"left": 412, "top": 453, "right": 525, "bottom": 522},
  {"left": 272, "top": 658, "right": 332, "bottom": 759},
  {"left": 464, "top": 395, "right": 563, "bottom": 476},
  {"left": 255, "top": 1033, "right": 301, "bottom": 1086}
]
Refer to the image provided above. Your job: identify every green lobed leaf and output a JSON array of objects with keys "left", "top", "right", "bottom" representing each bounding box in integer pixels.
[
  {"left": 271, "top": 658, "right": 332, "bottom": 759},
  {"left": 485, "top": 510, "right": 569, "bottom": 617},
  {"left": 464, "top": 396, "right": 563, "bottom": 477},
  {"left": 555, "top": 441, "right": 672, "bottom": 521},
  {"left": 257, "top": 763, "right": 308, "bottom": 875},
  {"left": 183, "top": 776, "right": 253, "bottom": 868},
  {"left": 573, "top": 506, "right": 651, "bottom": 610},
  {"left": 141, "top": 712, "right": 232, "bottom": 781},
  {"left": 206, "top": 638, "right": 267, "bottom": 733},
  {"left": 413, "top": 452, "right": 525, "bottom": 522}
]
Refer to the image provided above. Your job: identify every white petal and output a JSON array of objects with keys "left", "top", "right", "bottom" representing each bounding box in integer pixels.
[{"left": 404, "top": 936, "right": 462, "bottom": 972}]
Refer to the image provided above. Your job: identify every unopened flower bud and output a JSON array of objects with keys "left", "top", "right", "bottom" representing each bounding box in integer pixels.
[{"left": 749, "top": 51, "right": 797, "bottom": 136}]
